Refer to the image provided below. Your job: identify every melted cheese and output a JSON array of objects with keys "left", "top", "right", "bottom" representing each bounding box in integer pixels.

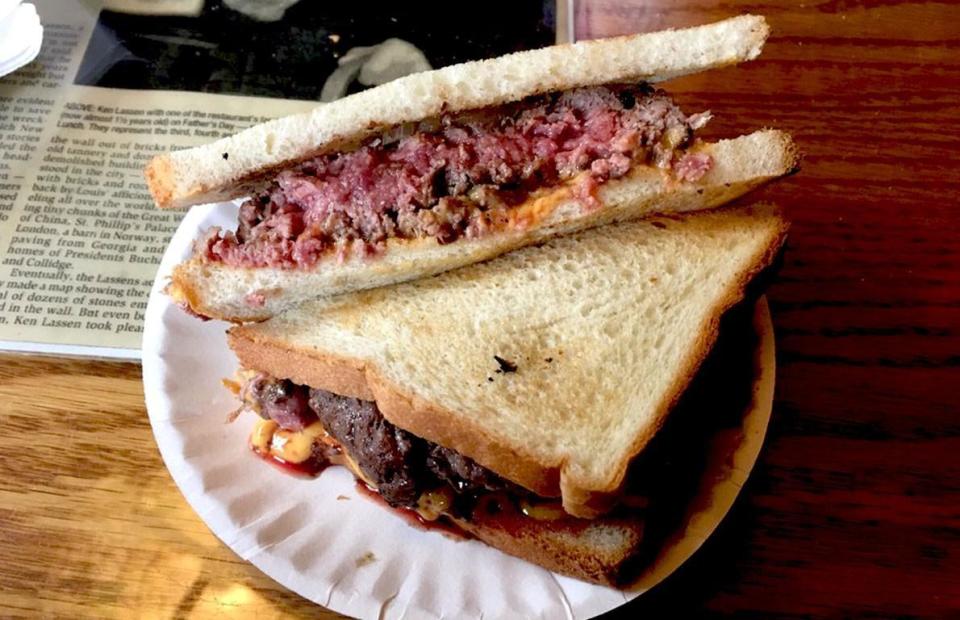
[
  {"left": 416, "top": 488, "right": 453, "bottom": 521},
  {"left": 271, "top": 422, "right": 327, "bottom": 463},
  {"left": 249, "top": 419, "right": 330, "bottom": 464},
  {"left": 519, "top": 498, "right": 567, "bottom": 521},
  {"left": 250, "top": 419, "right": 278, "bottom": 453}
]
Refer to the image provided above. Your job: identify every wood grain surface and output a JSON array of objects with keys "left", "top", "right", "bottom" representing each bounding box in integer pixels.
[
  {"left": 2, "top": 1, "right": 959, "bottom": 618},
  {"left": 576, "top": 2, "right": 960, "bottom": 618}
]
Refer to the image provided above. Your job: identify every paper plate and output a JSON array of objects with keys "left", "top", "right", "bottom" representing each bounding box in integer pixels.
[{"left": 142, "top": 202, "right": 776, "bottom": 619}]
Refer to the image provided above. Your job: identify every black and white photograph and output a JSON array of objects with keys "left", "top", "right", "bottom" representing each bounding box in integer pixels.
[{"left": 75, "top": 0, "right": 558, "bottom": 100}]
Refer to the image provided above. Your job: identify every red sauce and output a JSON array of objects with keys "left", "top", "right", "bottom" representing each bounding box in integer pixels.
[
  {"left": 249, "top": 445, "right": 464, "bottom": 540},
  {"left": 464, "top": 492, "right": 602, "bottom": 539},
  {"left": 247, "top": 431, "right": 579, "bottom": 539},
  {"left": 355, "top": 482, "right": 469, "bottom": 541},
  {"left": 251, "top": 445, "right": 330, "bottom": 478},
  {"left": 468, "top": 494, "right": 540, "bottom": 537}
]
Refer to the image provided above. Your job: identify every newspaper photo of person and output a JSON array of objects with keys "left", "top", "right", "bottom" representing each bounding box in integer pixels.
[{"left": 75, "top": 0, "right": 556, "bottom": 101}]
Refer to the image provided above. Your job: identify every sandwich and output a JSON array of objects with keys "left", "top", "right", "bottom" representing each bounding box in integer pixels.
[
  {"left": 145, "top": 15, "right": 797, "bottom": 322},
  {"left": 222, "top": 204, "right": 788, "bottom": 585}
]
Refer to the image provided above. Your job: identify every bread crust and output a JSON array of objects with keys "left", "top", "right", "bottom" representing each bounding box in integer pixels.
[
  {"left": 145, "top": 15, "right": 769, "bottom": 210},
  {"left": 562, "top": 207, "right": 787, "bottom": 514},
  {"left": 450, "top": 512, "right": 644, "bottom": 586},
  {"left": 368, "top": 372, "right": 561, "bottom": 497},
  {"left": 228, "top": 325, "right": 560, "bottom": 496},
  {"left": 228, "top": 205, "right": 789, "bottom": 517},
  {"left": 227, "top": 328, "right": 374, "bottom": 401},
  {"left": 173, "top": 130, "right": 798, "bottom": 322}
]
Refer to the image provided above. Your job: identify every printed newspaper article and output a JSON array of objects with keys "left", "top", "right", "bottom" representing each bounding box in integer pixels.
[{"left": 0, "top": 2, "right": 322, "bottom": 357}]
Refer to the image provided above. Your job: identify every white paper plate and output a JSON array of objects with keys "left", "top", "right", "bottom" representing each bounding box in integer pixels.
[{"left": 143, "top": 202, "right": 776, "bottom": 620}]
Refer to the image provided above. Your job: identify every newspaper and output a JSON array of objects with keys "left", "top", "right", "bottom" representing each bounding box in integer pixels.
[{"left": 0, "top": 0, "right": 560, "bottom": 359}]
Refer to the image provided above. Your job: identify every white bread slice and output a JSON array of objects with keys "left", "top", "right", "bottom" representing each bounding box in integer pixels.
[
  {"left": 228, "top": 204, "right": 788, "bottom": 517},
  {"left": 145, "top": 15, "right": 769, "bottom": 209},
  {"left": 170, "top": 129, "right": 797, "bottom": 322}
]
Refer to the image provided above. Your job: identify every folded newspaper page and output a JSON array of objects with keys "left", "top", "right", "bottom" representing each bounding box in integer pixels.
[{"left": 0, "top": 0, "right": 560, "bottom": 359}]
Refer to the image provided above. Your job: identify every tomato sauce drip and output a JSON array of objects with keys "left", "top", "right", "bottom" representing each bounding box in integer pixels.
[
  {"left": 354, "top": 482, "right": 469, "bottom": 541},
  {"left": 251, "top": 444, "right": 330, "bottom": 478}
]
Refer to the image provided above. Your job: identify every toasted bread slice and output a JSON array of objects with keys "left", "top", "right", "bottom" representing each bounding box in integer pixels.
[
  {"left": 145, "top": 15, "right": 769, "bottom": 210},
  {"left": 228, "top": 204, "right": 787, "bottom": 517},
  {"left": 450, "top": 511, "right": 645, "bottom": 586},
  {"left": 170, "top": 129, "right": 797, "bottom": 322}
]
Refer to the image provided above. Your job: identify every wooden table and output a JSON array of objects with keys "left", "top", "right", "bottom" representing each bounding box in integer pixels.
[{"left": 3, "top": 1, "right": 959, "bottom": 617}]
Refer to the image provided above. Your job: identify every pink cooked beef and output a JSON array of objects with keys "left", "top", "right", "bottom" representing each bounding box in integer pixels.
[{"left": 203, "top": 85, "right": 712, "bottom": 269}]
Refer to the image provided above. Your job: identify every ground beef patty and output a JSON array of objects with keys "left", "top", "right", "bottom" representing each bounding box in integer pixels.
[
  {"left": 307, "top": 389, "right": 423, "bottom": 505},
  {"left": 203, "top": 84, "right": 711, "bottom": 269},
  {"left": 247, "top": 375, "right": 516, "bottom": 507}
]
